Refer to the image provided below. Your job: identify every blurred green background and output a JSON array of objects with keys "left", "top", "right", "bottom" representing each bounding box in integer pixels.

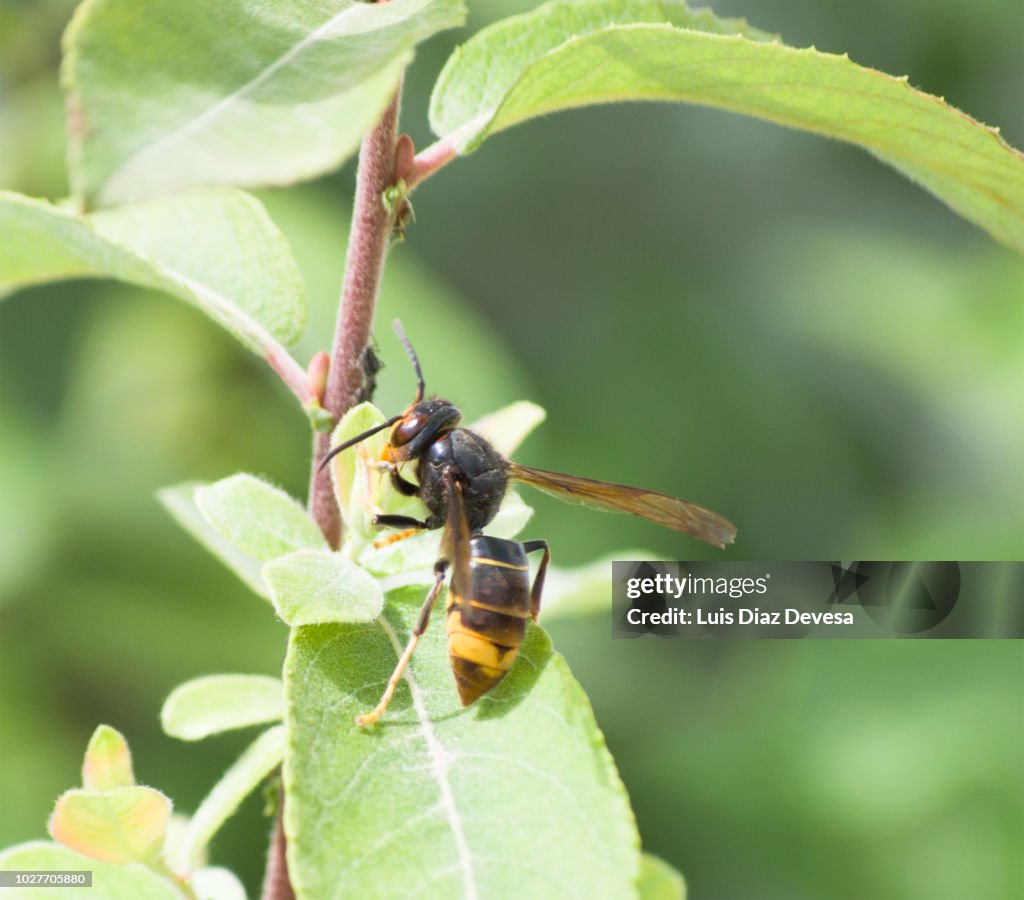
[{"left": 1, "top": 1, "right": 1022, "bottom": 897}]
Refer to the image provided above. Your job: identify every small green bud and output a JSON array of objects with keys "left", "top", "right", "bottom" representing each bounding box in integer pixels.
[{"left": 304, "top": 399, "right": 334, "bottom": 432}]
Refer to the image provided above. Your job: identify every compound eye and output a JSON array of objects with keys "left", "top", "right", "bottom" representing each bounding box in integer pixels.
[{"left": 391, "top": 413, "right": 428, "bottom": 446}]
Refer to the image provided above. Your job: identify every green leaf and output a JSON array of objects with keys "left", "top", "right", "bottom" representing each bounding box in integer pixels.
[
  {"left": 430, "top": 0, "right": 774, "bottom": 149},
  {"left": 0, "top": 189, "right": 306, "bottom": 351},
  {"left": 63, "top": 0, "right": 467, "bottom": 207},
  {"left": 161, "top": 813, "right": 200, "bottom": 878},
  {"left": 0, "top": 842, "right": 181, "bottom": 899},
  {"left": 262, "top": 549, "right": 384, "bottom": 626},
  {"left": 325, "top": 403, "right": 383, "bottom": 517},
  {"left": 638, "top": 853, "right": 687, "bottom": 899},
  {"left": 171, "top": 726, "right": 286, "bottom": 875},
  {"left": 469, "top": 400, "right": 546, "bottom": 458},
  {"left": 48, "top": 787, "right": 172, "bottom": 865},
  {"left": 195, "top": 474, "right": 327, "bottom": 563},
  {"left": 82, "top": 725, "right": 134, "bottom": 791},
  {"left": 430, "top": 0, "right": 1024, "bottom": 251},
  {"left": 157, "top": 482, "right": 268, "bottom": 600},
  {"left": 326, "top": 403, "right": 413, "bottom": 557},
  {"left": 284, "top": 589, "right": 640, "bottom": 897},
  {"left": 161, "top": 675, "right": 284, "bottom": 741}
]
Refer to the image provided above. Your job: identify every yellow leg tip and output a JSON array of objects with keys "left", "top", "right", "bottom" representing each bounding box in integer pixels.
[
  {"left": 356, "top": 706, "right": 385, "bottom": 728},
  {"left": 373, "top": 528, "right": 419, "bottom": 549}
]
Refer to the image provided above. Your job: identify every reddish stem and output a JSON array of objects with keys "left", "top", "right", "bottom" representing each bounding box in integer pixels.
[
  {"left": 260, "top": 802, "right": 295, "bottom": 900},
  {"left": 263, "top": 83, "right": 404, "bottom": 900},
  {"left": 406, "top": 136, "right": 459, "bottom": 191},
  {"left": 308, "top": 87, "right": 403, "bottom": 548},
  {"left": 265, "top": 344, "right": 313, "bottom": 406}
]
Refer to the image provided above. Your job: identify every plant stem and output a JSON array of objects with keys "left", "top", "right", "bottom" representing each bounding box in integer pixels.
[
  {"left": 406, "top": 136, "right": 459, "bottom": 190},
  {"left": 264, "top": 343, "right": 313, "bottom": 406},
  {"left": 309, "top": 85, "right": 403, "bottom": 547},
  {"left": 260, "top": 801, "right": 295, "bottom": 900},
  {"left": 262, "top": 79, "right": 403, "bottom": 900}
]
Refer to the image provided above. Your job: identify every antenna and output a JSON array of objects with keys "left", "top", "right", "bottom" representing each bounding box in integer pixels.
[
  {"left": 317, "top": 414, "right": 402, "bottom": 472},
  {"left": 392, "top": 319, "right": 425, "bottom": 402}
]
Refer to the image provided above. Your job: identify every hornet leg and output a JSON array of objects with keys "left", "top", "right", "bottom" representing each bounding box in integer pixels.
[
  {"left": 370, "top": 459, "right": 421, "bottom": 497},
  {"left": 371, "top": 514, "right": 429, "bottom": 549},
  {"left": 372, "top": 513, "right": 429, "bottom": 530},
  {"left": 522, "top": 539, "right": 551, "bottom": 622},
  {"left": 389, "top": 470, "right": 420, "bottom": 497},
  {"left": 356, "top": 561, "right": 449, "bottom": 727}
]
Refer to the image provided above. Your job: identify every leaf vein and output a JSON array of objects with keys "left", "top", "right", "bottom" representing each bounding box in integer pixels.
[
  {"left": 103, "top": 4, "right": 378, "bottom": 194},
  {"left": 379, "top": 614, "right": 479, "bottom": 899},
  {"left": 456, "top": 751, "right": 610, "bottom": 858}
]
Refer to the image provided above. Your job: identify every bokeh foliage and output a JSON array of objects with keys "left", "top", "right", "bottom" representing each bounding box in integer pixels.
[{"left": 1, "top": 1, "right": 1021, "bottom": 897}]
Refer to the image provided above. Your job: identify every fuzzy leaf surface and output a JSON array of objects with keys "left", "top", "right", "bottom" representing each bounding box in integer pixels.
[
  {"left": 263, "top": 549, "right": 384, "bottom": 626},
  {"left": 195, "top": 474, "right": 326, "bottom": 563},
  {"left": 0, "top": 189, "right": 306, "bottom": 351},
  {"left": 64, "top": 0, "right": 466, "bottom": 206},
  {"left": 326, "top": 403, "right": 418, "bottom": 559},
  {"left": 81, "top": 725, "right": 135, "bottom": 791},
  {"left": 0, "top": 842, "right": 180, "bottom": 899},
  {"left": 430, "top": 0, "right": 1024, "bottom": 250},
  {"left": 161, "top": 675, "right": 285, "bottom": 741},
  {"left": 284, "top": 589, "right": 640, "bottom": 898},
  {"left": 157, "top": 482, "right": 269, "bottom": 599},
  {"left": 171, "top": 726, "right": 285, "bottom": 875},
  {"left": 48, "top": 787, "right": 171, "bottom": 865}
]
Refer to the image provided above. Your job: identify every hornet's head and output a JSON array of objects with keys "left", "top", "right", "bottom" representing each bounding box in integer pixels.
[
  {"left": 385, "top": 397, "right": 462, "bottom": 462},
  {"left": 319, "top": 320, "right": 459, "bottom": 470}
]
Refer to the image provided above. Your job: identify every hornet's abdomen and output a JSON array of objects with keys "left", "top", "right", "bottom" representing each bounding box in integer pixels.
[{"left": 445, "top": 536, "right": 531, "bottom": 706}]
